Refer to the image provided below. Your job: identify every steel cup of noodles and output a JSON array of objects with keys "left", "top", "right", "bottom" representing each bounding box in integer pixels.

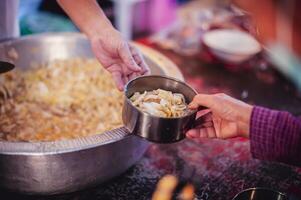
[{"left": 122, "top": 75, "right": 210, "bottom": 143}]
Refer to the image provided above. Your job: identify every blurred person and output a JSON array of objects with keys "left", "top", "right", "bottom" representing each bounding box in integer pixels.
[
  {"left": 0, "top": 0, "right": 149, "bottom": 90},
  {"left": 187, "top": 0, "right": 301, "bottom": 167}
]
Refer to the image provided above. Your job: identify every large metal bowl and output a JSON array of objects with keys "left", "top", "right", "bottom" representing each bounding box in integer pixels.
[{"left": 0, "top": 32, "right": 183, "bottom": 195}]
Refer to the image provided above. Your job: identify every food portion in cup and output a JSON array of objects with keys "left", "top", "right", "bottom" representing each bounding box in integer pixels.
[{"left": 130, "top": 89, "right": 189, "bottom": 118}]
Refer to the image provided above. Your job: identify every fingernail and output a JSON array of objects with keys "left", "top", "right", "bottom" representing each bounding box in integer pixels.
[
  {"left": 186, "top": 134, "right": 192, "bottom": 139},
  {"left": 188, "top": 103, "right": 196, "bottom": 109},
  {"left": 187, "top": 131, "right": 197, "bottom": 138},
  {"left": 134, "top": 66, "right": 141, "bottom": 72},
  {"left": 119, "top": 85, "right": 124, "bottom": 91},
  {"left": 186, "top": 132, "right": 192, "bottom": 138}
]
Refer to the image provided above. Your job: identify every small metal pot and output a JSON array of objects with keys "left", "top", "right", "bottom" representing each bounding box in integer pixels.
[
  {"left": 122, "top": 75, "right": 207, "bottom": 143},
  {"left": 232, "top": 188, "right": 288, "bottom": 200}
]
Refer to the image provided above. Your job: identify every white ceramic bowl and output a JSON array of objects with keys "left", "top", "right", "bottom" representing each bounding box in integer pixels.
[{"left": 203, "top": 29, "right": 262, "bottom": 64}]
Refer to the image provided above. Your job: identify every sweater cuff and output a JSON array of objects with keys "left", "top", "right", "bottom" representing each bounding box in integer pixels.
[{"left": 250, "top": 106, "right": 279, "bottom": 160}]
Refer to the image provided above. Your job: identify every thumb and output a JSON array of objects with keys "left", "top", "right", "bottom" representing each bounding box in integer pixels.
[
  {"left": 118, "top": 43, "right": 141, "bottom": 72},
  {"left": 188, "top": 94, "right": 213, "bottom": 110},
  {"left": 110, "top": 70, "right": 125, "bottom": 91}
]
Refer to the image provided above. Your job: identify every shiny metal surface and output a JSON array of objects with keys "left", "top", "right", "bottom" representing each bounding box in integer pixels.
[
  {"left": 0, "top": 32, "right": 183, "bottom": 194},
  {"left": 123, "top": 75, "right": 201, "bottom": 143},
  {"left": 232, "top": 188, "right": 288, "bottom": 200}
]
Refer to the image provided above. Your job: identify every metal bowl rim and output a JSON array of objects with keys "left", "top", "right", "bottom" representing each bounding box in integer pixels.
[
  {"left": 0, "top": 127, "right": 133, "bottom": 155},
  {"left": 0, "top": 32, "right": 88, "bottom": 46}
]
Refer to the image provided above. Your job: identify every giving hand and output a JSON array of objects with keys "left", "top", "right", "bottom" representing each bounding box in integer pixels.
[{"left": 90, "top": 28, "right": 149, "bottom": 90}]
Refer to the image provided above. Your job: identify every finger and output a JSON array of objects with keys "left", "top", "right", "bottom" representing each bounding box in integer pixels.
[
  {"left": 129, "top": 45, "right": 150, "bottom": 75},
  {"left": 130, "top": 47, "right": 143, "bottom": 66},
  {"left": 138, "top": 58, "right": 150, "bottom": 75},
  {"left": 119, "top": 43, "right": 141, "bottom": 72},
  {"left": 187, "top": 128, "right": 211, "bottom": 139},
  {"left": 188, "top": 94, "right": 212, "bottom": 109},
  {"left": 128, "top": 73, "right": 136, "bottom": 81},
  {"left": 141, "top": 61, "right": 150, "bottom": 75},
  {"left": 111, "top": 71, "right": 125, "bottom": 91},
  {"left": 143, "top": 66, "right": 151, "bottom": 75},
  {"left": 206, "top": 127, "right": 216, "bottom": 138},
  {"left": 212, "top": 116, "right": 222, "bottom": 138},
  {"left": 123, "top": 74, "right": 129, "bottom": 86},
  {"left": 186, "top": 129, "right": 200, "bottom": 138},
  {"left": 186, "top": 133, "right": 194, "bottom": 139},
  {"left": 199, "top": 129, "right": 208, "bottom": 138},
  {"left": 128, "top": 72, "right": 140, "bottom": 81},
  {"left": 188, "top": 101, "right": 199, "bottom": 110}
]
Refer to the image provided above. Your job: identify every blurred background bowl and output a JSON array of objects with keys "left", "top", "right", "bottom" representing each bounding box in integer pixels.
[{"left": 203, "top": 29, "right": 262, "bottom": 64}]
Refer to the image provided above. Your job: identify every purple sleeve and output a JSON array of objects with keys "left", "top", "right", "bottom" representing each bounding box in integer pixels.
[{"left": 250, "top": 106, "right": 301, "bottom": 166}]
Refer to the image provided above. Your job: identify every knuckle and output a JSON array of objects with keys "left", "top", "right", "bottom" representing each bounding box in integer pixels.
[
  {"left": 130, "top": 45, "right": 137, "bottom": 51},
  {"left": 128, "top": 57, "right": 135, "bottom": 64},
  {"left": 118, "top": 42, "right": 128, "bottom": 51}
]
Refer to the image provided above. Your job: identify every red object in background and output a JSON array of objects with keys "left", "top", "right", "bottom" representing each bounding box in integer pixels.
[{"left": 136, "top": 37, "right": 152, "bottom": 46}]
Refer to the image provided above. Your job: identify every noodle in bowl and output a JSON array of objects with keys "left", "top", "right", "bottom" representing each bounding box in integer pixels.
[{"left": 0, "top": 58, "right": 123, "bottom": 142}]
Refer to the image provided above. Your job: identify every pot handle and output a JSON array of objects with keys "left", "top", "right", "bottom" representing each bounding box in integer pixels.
[
  {"left": 192, "top": 107, "right": 213, "bottom": 129},
  {"left": 0, "top": 61, "right": 15, "bottom": 74}
]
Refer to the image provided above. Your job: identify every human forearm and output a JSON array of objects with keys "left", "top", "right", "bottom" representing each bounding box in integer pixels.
[
  {"left": 57, "top": 0, "right": 113, "bottom": 38},
  {"left": 186, "top": 93, "right": 301, "bottom": 166},
  {"left": 58, "top": 0, "right": 149, "bottom": 90}
]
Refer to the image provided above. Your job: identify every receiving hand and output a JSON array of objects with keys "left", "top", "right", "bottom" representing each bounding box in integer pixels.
[
  {"left": 90, "top": 28, "right": 150, "bottom": 90},
  {"left": 186, "top": 93, "right": 253, "bottom": 139}
]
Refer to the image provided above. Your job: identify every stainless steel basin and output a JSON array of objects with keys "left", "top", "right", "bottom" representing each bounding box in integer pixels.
[{"left": 0, "top": 32, "right": 183, "bottom": 194}]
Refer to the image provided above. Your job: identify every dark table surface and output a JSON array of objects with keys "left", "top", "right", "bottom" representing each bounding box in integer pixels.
[{"left": 1, "top": 42, "right": 301, "bottom": 200}]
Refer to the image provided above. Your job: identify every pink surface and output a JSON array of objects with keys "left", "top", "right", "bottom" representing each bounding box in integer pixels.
[{"left": 137, "top": 0, "right": 177, "bottom": 33}]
